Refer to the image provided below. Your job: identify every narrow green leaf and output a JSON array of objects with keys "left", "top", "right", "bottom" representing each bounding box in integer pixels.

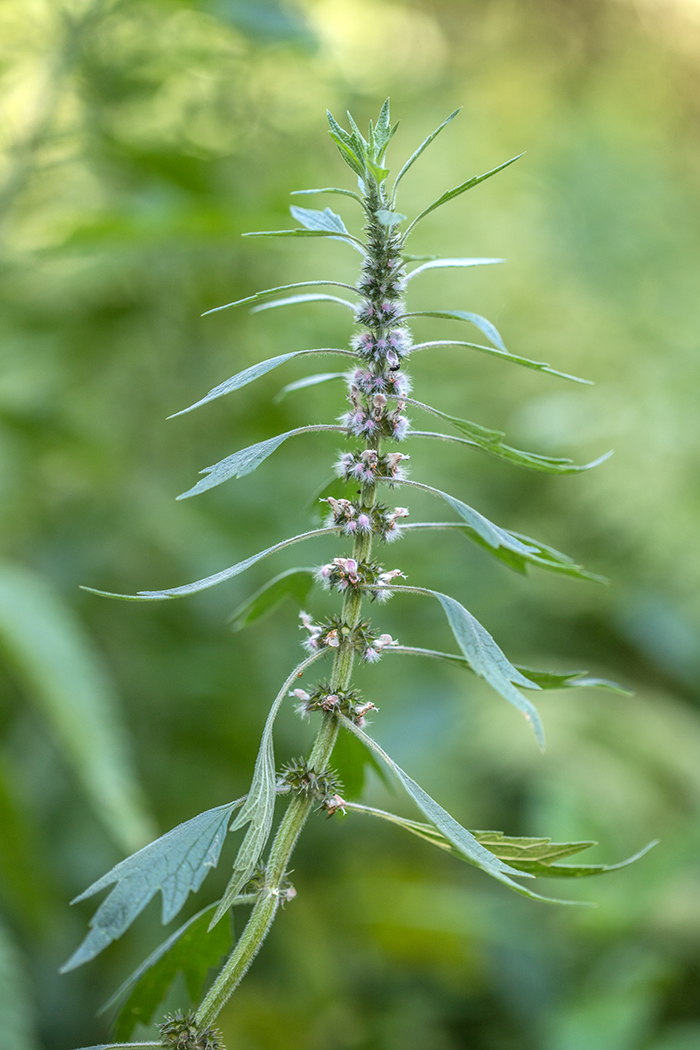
[
  {"left": 339, "top": 719, "right": 587, "bottom": 904},
  {"left": 242, "top": 228, "right": 366, "bottom": 254},
  {"left": 402, "top": 396, "right": 505, "bottom": 444},
  {"left": 403, "top": 153, "right": 524, "bottom": 237},
  {"left": 0, "top": 562, "right": 155, "bottom": 853},
  {"left": 177, "top": 424, "right": 347, "bottom": 500},
  {"left": 392, "top": 109, "right": 461, "bottom": 197},
  {"left": 521, "top": 841, "right": 658, "bottom": 878},
  {"left": 201, "top": 281, "right": 358, "bottom": 317},
  {"left": 273, "top": 371, "right": 345, "bottom": 402},
  {"left": 366, "top": 157, "right": 390, "bottom": 184},
  {"left": 404, "top": 257, "right": 505, "bottom": 281},
  {"left": 250, "top": 293, "right": 356, "bottom": 314},
  {"left": 289, "top": 204, "right": 348, "bottom": 234},
  {"left": 405, "top": 310, "right": 508, "bottom": 351},
  {"left": 211, "top": 652, "right": 325, "bottom": 927},
  {"left": 228, "top": 568, "right": 315, "bottom": 631},
  {"left": 106, "top": 905, "right": 232, "bottom": 1039},
  {"left": 410, "top": 338, "right": 591, "bottom": 384},
  {"left": 61, "top": 798, "right": 245, "bottom": 971},
  {"left": 81, "top": 527, "right": 337, "bottom": 601},
  {"left": 290, "top": 187, "right": 364, "bottom": 204}
]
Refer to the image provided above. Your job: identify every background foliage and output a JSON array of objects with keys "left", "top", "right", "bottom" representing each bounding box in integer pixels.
[{"left": 1, "top": 0, "right": 700, "bottom": 1047}]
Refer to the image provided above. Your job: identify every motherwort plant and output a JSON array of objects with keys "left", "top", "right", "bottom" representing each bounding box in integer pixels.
[{"left": 63, "top": 103, "right": 653, "bottom": 1049}]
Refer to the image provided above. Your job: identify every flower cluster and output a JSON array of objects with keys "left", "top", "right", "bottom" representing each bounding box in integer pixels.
[
  {"left": 277, "top": 758, "right": 344, "bottom": 806},
  {"left": 336, "top": 449, "right": 410, "bottom": 484},
  {"left": 316, "top": 558, "right": 405, "bottom": 599},
  {"left": 299, "top": 612, "right": 399, "bottom": 662},
  {"left": 323, "top": 497, "right": 409, "bottom": 542},
  {"left": 351, "top": 327, "right": 411, "bottom": 370},
  {"left": 341, "top": 386, "right": 409, "bottom": 441},
  {"left": 290, "top": 682, "right": 377, "bottom": 727},
  {"left": 349, "top": 367, "right": 411, "bottom": 399},
  {"left": 159, "top": 1013, "right": 224, "bottom": 1050}
]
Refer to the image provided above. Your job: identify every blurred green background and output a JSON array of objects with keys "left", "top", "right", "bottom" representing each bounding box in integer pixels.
[{"left": 1, "top": 0, "right": 700, "bottom": 1047}]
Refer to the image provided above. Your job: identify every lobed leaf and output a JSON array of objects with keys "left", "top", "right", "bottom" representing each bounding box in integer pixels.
[
  {"left": 228, "top": 568, "right": 315, "bottom": 631},
  {"left": 391, "top": 109, "right": 461, "bottom": 198},
  {"left": 410, "top": 338, "right": 591, "bottom": 384},
  {"left": 403, "top": 153, "right": 525, "bottom": 237},
  {"left": 61, "top": 799, "right": 245, "bottom": 972},
  {"left": 81, "top": 527, "right": 336, "bottom": 601},
  {"left": 250, "top": 293, "right": 356, "bottom": 314},
  {"left": 177, "top": 424, "right": 347, "bottom": 500}
]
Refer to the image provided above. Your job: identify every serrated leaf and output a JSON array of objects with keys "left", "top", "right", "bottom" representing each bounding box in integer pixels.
[
  {"left": 339, "top": 719, "right": 587, "bottom": 905},
  {"left": 403, "top": 153, "right": 524, "bottom": 237},
  {"left": 177, "top": 424, "right": 346, "bottom": 500},
  {"left": 228, "top": 568, "right": 315, "bottom": 631},
  {"left": 61, "top": 799, "right": 245, "bottom": 972},
  {"left": 392, "top": 109, "right": 460, "bottom": 197},
  {"left": 411, "top": 337, "right": 591, "bottom": 384},
  {"left": 250, "top": 293, "right": 356, "bottom": 314},
  {"left": 169, "top": 349, "right": 353, "bottom": 418},
  {"left": 274, "top": 371, "right": 345, "bottom": 402},
  {"left": 289, "top": 204, "right": 348, "bottom": 234},
  {"left": 82, "top": 526, "right": 336, "bottom": 602},
  {"left": 404, "top": 257, "right": 505, "bottom": 281},
  {"left": 211, "top": 652, "right": 325, "bottom": 927},
  {"left": 0, "top": 561, "right": 155, "bottom": 854},
  {"left": 406, "top": 310, "right": 507, "bottom": 351},
  {"left": 105, "top": 905, "right": 232, "bottom": 1039}
]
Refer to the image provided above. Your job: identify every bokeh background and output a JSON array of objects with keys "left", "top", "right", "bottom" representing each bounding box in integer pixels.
[{"left": 2, "top": 0, "right": 700, "bottom": 1047}]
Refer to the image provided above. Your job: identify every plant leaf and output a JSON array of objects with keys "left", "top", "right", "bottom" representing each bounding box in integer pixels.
[
  {"left": 210, "top": 652, "right": 325, "bottom": 927},
  {"left": 274, "top": 372, "right": 346, "bottom": 402},
  {"left": 61, "top": 799, "right": 245, "bottom": 971},
  {"left": 375, "top": 210, "right": 406, "bottom": 227},
  {"left": 405, "top": 310, "right": 508, "bottom": 351},
  {"left": 404, "top": 257, "right": 505, "bottom": 281},
  {"left": 288, "top": 204, "right": 348, "bottom": 234},
  {"left": 403, "top": 153, "right": 524, "bottom": 237},
  {"left": 104, "top": 905, "right": 232, "bottom": 1039},
  {"left": 410, "top": 338, "right": 591, "bottom": 384},
  {"left": 242, "top": 228, "right": 365, "bottom": 254},
  {"left": 290, "top": 187, "right": 364, "bottom": 204},
  {"left": 392, "top": 109, "right": 460, "bottom": 197},
  {"left": 81, "top": 527, "right": 336, "bottom": 601},
  {"left": 250, "top": 293, "right": 356, "bottom": 314},
  {"left": 201, "top": 281, "right": 358, "bottom": 317},
  {"left": 0, "top": 561, "right": 155, "bottom": 854},
  {"left": 228, "top": 568, "right": 315, "bottom": 631},
  {"left": 339, "top": 719, "right": 586, "bottom": 905},
  {"left": 177, "top": 424, "right": 346, "bottom": 500}
]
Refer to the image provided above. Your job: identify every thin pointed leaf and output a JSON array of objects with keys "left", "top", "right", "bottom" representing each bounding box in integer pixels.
[
  {"left": 169, "top": 349, "right": 355, "bottom": 418},
  {"left": 177, "top": 425, "right": 346, "bottom": 500},
  {"left": 0, "top": 562, "right": 155, "bottom": 854},
  {"left": 392, "top": 109, "right": 460, "bottom": 197},
  {"left": 104, "top": 904, "right": 232, "bottom": 1038},
  {"left": 211, "top": 652, "right": 325, "bottom": 927},
  {"left": 274, "top": 371, "right": 345, "bottom": 402},
  {"left": 201, "top": 281, "right": 357, "bottom": 317},
  {"left": 290, "top": 187, "right": 364, "bottom": 204},
  {"left": 81, "top": 527, "right": 336, "bottom": 601},
  {"left": 405, "top": 310, "right": 507, "bottom": 351},
  {"left": 339, "top": 719, "right": 586, "bottom": 904},
  {"left": 403, "top": 153, "right": 524, "bottom": 237},
  {"left": 523, "top": 841, "right": 658, "bottom": 878},
  {"left": 242, "top": 228, "right": 365, "bottom": 254},
  {"left": 228, "top": 568, "right": 315, "bottom": 631},
  {"left": 402, "top": 395, "right": 505, "bottom": 443},
  {"left": 410, "top": 338, "right": 591, "bottom": 384},
  {"left": 250, "top": 293, "right": 356, "bottom": 314},
  {"left": 404, "top": 257, "right": 505, "bottom": 281},
  {"left": 288, "top": 204, "right": 348, "bottom": 234},
  {"left": 60, "top": 798, "right": 245, "bottom": 972}
]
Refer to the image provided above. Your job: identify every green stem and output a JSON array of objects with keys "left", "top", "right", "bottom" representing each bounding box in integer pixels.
[{"left": 196, "top": 486, "right": 376, "bottom": 1027}]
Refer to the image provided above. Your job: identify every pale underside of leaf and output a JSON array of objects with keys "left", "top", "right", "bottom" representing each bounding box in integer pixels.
[
  {"left": 61, "top": 798, "right": 245, "bottom": 972},
  {"left": 274, "top": 371, "right": 346, "bottom": 401},
  {"left": 404, "top": 257, "right": 505, "bottom": 282},
  {"left": 249, "top": 293, "right": 356, "bottom": 314},
  {"left": 243, "top": 228, "right": 366, "bottom": 255},
  {"left": 178, "top": 424, "right": 347, "bottom": 500},
  {"left": 290, "top": 186, "right": 364, "bottom": 204},
  {"left": 81, "top": 527, "right": 337, "bottom": 601},
  {"left": 201, "top": 281, "right": 358, "bottom": 317}
]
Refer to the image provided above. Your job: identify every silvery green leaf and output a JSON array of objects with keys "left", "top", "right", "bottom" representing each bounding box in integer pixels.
[
  {"left": 406, "top": 310, "right": 507, "bottom": 351},
  {"left": 228, "top": 568, "right": 315, "bottom": 631},
  {"left": 290, "top": 187, "right": 364, "bottom": 204},
  {"left": 375, "top": 210, "right": 406, "bottom": 227},
  {"left": 61, "top": 798, "right": 245, "bottom": 971},
  {"left": 177, "top": 424, "right": 346, "bottom": 500},
  {"left": 402, "top": 396, "right": 504, "bottom": 444},
  {"left": 81, "top": 527, "right": 336, "bottom": 601},
  {"left": 211, "top": 652, "right": 325, "bottom": 927},
  {"left": 250, "top": 293, "right": 356, "bottom": 314},
  {"left": 403, "top": 153, "right": 525, "bottom": 237},
  {"left": 0, "top": 561, "right": 155, "bottom": 854},
  {"left": 410, "top": 337, "right": 591, "bottom": 384},
  {"left": 404, "top": 257, "right": 505, "bottom": 281},
  {"left": 387, "top": 645, "right": 629, "bottom": 693},
  {"left": 274, "top": 372, "right": 345, "bottom": 402},
  {"left": 328, "top": 133, "right": 366, "bottom": 178},
  {"left": 289, "top": 204, "right": 348, "bottom": 234},
  {"left": 339, "top": 720, "right": 587, "bottom": 904},
  {"left": 202, "top": 280, "right": 357, "bottom": 317},
  {"left": 391, "top": 109, "right": 460, "bottom": 197},
  {"left": 243, "top": 227, "right": 365, "bottom": 254}
]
